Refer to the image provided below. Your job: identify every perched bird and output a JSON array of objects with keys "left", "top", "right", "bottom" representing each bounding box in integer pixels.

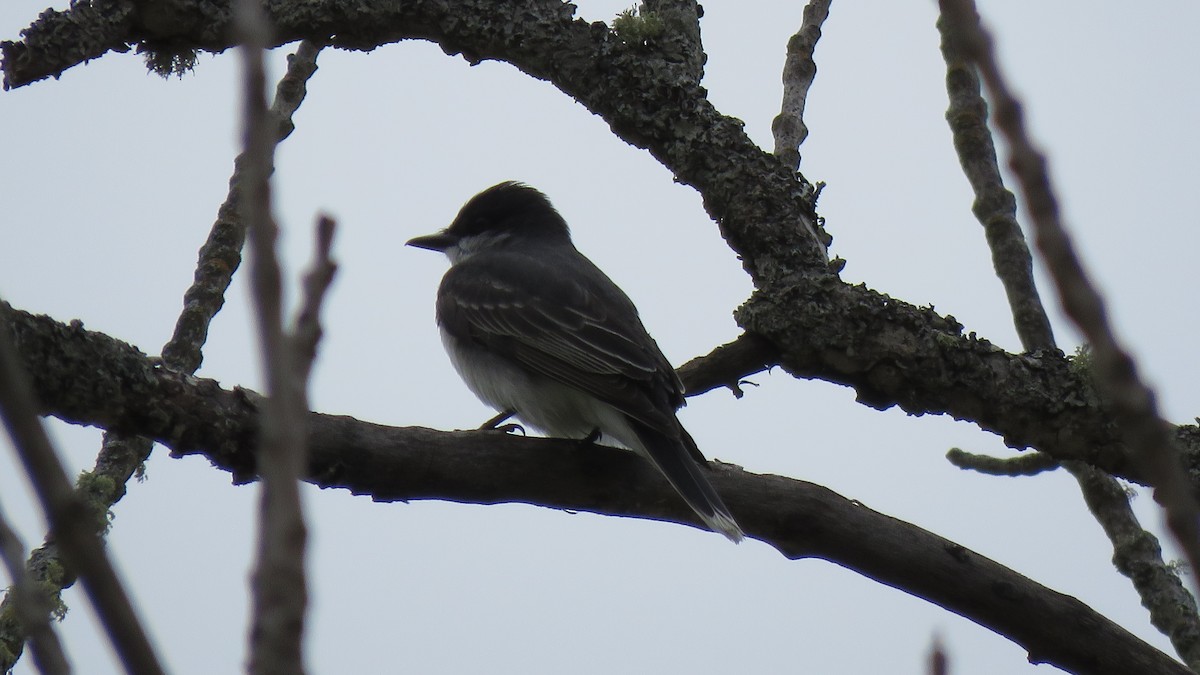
[{"left": 407, "top": 182, "right": 743, "bottom": 542}]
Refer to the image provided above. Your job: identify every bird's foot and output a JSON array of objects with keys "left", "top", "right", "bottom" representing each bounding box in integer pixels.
[{"left": 479, "top": 410, "right": 523, "bottom": 435}]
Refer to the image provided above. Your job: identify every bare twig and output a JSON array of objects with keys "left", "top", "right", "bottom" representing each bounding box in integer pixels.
[
  {"left": 165, "top": 38, "right": 322, "bottom": 376},
  {"left": 937, "top": 14, "right": 1053, "bottom": 353},
  {"left": 0, "top": 305, "right": 164, "bottom": 675},
  {"left": 290, "top": 214, "right": 338, "bottom": 378},
  {"left": 928, "top": 634, "right": 949, "bottom": 675},
  {"left": 938, "top": 0, "right": 1200, "bottom": 599},
  {"left": 946, "top": 447, "right": 1059, "bottom": 476},
  {"left": 771, "top": 0, "right": 831, "bottom": 171},
  {"left": 0, "top": 503, "right": 69, "bottom": 675},
  {"left": 678, "top": 333, "right": 780, "bottom": 398},
  {"left": 1070, "top": 462, "right": 1200, "bottom": 668}
]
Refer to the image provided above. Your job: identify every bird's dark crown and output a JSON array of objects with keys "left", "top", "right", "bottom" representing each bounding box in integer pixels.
[{"left": 447, "top": 181, "right": 571, "bottom": 241}]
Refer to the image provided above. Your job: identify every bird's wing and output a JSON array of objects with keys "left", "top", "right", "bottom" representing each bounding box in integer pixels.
[{"left": 436, "top": 249, "right": 683, "bottom": 429}]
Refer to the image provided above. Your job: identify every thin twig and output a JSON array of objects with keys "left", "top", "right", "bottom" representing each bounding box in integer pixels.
[
  {"left": 165, "top": 39, "right": 322, "bottom": 376},
  {"left": 236, "top": 1, "right": 313, "bottom": 670},
  {"left": 938, "top": 0, "right": 1200, "bottom": 600},
  {"left": 928, "top": 635, "right": 948, "bottom": 675},
  {"left": 946, "top": 447, "right": 1059, "bottom": 476},
  {"left": 0, "top": 502, "right": 69, "bottom": 675},
  {"left": 678, "top": 332, "right": 779, "bottom": 398},
  {"left": 290, "top": 214, "right": 338, "bottom": 379},
  {"left": 771, "top": 0, "right": 831, "bottom": 171},
  {"left": 0, "top": 304, "right": 164, "bottom": 675},
  {"left": 936, "top": 14, "right": 1053, "bottom": 353},
  {"left": 1069, "top": 462, "right": 1200, "bottom": 668}
]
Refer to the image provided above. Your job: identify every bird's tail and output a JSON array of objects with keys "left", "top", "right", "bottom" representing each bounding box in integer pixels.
[{"left": 629, "top": 420, "right": 744, "bottom": 543}]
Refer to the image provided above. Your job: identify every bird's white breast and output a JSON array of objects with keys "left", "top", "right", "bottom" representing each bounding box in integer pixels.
[{"left": 439, "top": 327, "right": 638, "bottom": 451}]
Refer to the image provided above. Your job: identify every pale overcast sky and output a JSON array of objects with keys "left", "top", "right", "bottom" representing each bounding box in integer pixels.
[{"left": 2, "top": 2, "right": 1199, "bottom": 674}]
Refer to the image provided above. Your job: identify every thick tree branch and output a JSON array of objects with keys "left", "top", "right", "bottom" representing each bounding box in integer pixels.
[
  {"left": 1, "top": 0, "right": 135, "bottom": 90},
  {"left": 734, "top": 277, "right": 1199, "bottom": 486},
  {"left": 639, "top": 0, "right": 704, "bottom": 83},
  {"left": 0, "top": 303, "right": 1187, "bottom": 675}
]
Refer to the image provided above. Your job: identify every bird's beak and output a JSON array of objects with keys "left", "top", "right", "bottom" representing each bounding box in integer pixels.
[{"left": 406, "top": 230, "right": 459, "bottom": 252}]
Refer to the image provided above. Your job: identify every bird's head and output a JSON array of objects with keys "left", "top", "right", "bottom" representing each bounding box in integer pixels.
[{"left": 407, "top": 182, "right": 571, "bottom": 262}]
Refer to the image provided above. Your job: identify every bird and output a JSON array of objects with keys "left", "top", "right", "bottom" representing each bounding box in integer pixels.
[{"left": 407, "top": 181, "right": 743, "bottom": 543}]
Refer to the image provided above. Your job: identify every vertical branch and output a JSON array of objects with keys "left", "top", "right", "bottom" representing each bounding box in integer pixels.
[
  {"left": 0, "top": 40, "right": 321, "bottom": 674},
  {"left": 771, "top": 0, "right": 831, "bottom": 171},
  {"left": 290, "top": 215, "right": 338, "bottom": 378},
  {"left": 0, "top": 309, "right": 164, "bottom": 675},
  {"left": 0, "top": 504, "right": 69, "bottom": 675},
  {"left": 937, "top": 5, "right": 1200, "bottom": 666},
  {"left": 233, "top": 3, "right": 315, "bottom": 674},
  {"left": 1074, "top": 465, "right": 1200, "bottom": 667},
  {"left": 927, "top": 635, "right": 948, "bottom": 675},
  {"left": 938, "top": 0, "right": 1200, "bottom": 606}
]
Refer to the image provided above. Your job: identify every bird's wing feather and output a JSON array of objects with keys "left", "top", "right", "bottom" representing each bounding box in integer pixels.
[{"left": 436, "top": 249, "right": 683, "bottom": 429}]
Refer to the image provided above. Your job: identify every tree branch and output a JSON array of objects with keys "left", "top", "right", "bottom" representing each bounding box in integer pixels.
[
  {"left": 678, "top": 333, "right": 780, "bottom": 398},
  {"left": 946, "top": 448, "right": 1059, "bottom": 476},
  {"left": 0, "top": 0, "right": 135, "bottom": 90},
  {"left": 234, "top": 1, "right": 314, "bottom": 670},
  {"left": 772, "top": 0, "right": 831, "bottom": 171},
  {"left": 0, "top": 303, "right": 1186, "bottom": 675},
  {"left": 938, "top": 0, "right": 1200, "bottom": 597},
  {"left": 936, "top": 10, "right": 1200, "bottom": 664},
  {"left": 937, "top": 11, "right": 1054, "bottom": 354},
  {"left": 1073, "top": 464, "right": 1200, "bottom": 668}
]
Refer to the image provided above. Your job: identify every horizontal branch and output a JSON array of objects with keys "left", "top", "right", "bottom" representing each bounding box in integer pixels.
[
  {"left": 0, "top": 301, "right": 1191, "bottom": 675},
  {"left": 677, "top": 332, "right": 780, "bottom": 397},
  {"left": 735, "top": 278, "right": 1200, "bottom": 486}
]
